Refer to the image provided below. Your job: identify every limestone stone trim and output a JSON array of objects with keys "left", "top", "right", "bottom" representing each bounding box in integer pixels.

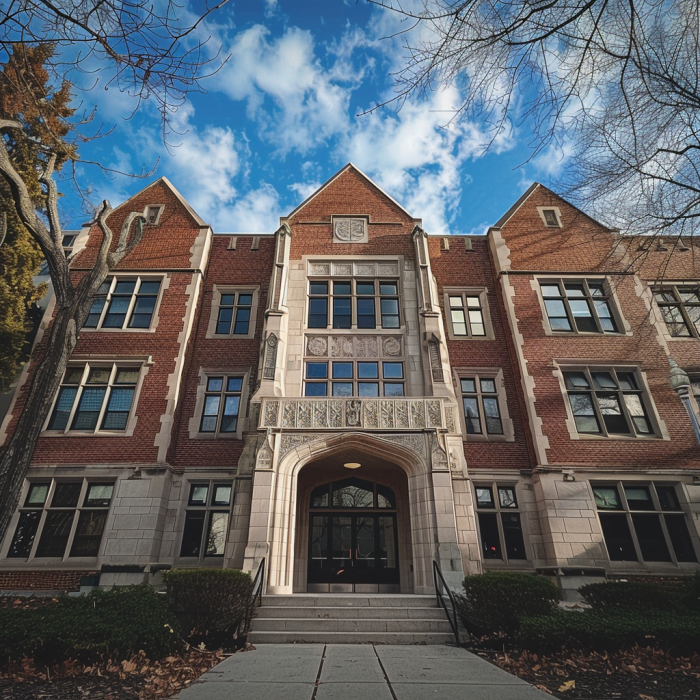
[
  {"left": 259, "top": 396, "right": 448, "bottom": 430},
  {"left": 442, "top": 287, "right": 496, "bottom": 341},
  {"left": 530, "top": 274, "right": 632, "bottom": 337},
  {"left": 536, "top": 205, "right": 563, "bottom": 228},
  {"left": 188, "top": 366, "right": 251, "bottom": 440},
  {"left": 304, "top": 334, "right": 403, "bottom": 359},
  {"left": 452, "top": 367, "right": 515, "bottom": 442},
  {"left": 490, "top": 229, "right": 549, "bottom": 464},
  {"left": 551, "top": 360, "right": 670, "bottom": 441},
  {"left": 205, "top": 284, "right": 259, "bottom": 340}
]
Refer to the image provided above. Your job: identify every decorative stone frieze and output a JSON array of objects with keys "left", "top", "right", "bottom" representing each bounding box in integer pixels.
[
  {"left": 305, "top": 335, "right": 402, "bottom": 358},
  {"left": 259, "top": 397, "right": 448, "bottom": 430}
]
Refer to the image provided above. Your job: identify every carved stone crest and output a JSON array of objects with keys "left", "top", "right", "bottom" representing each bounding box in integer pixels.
[
  {"left": 334, "top": 219, "right": 366, "bottom": 242},
  {"left": 382, "top": 337, "right": 401, "bottom": 356},
  {"left": 307, "top": 337, "right": 327, "bottom": 356}
]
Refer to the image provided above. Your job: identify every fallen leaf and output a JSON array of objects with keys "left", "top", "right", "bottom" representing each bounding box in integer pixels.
[{"left": 558, "top": 680, "right": 576, "bottom": 692}]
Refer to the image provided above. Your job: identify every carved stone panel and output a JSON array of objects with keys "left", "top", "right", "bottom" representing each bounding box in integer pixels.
[
  {"left": 309, "top": 263, "right": 330, "bottom": 275},
  {"left": 263, "top": 334, "right": 278, "bottom": 381},
  {"left": 382, "top": 337, "right": 401, "bottom": 356},
  {"left": 307, "top": 337, "right": 328, "bottom": 356},
  {"left": 332, "top": 262, "right": 353, "bottom": 275},
  {"left": 263, "top": 400, "right": 279, "bottom": 427},
  {"left": 354, "top": 263, "right": 375, "bottom": 276},
  {"left": 334, "top": 218, "right": 367, "bottom": 243},
  {"left": 426, "top": 400, "right": 442, "bottom": 428}
]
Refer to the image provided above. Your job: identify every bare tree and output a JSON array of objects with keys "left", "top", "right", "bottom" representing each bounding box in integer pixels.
[{"left": 368, "top": 0, "right": 700, "bottom": 239}]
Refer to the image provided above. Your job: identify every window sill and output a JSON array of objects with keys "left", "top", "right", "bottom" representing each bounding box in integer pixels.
[
  {"left": 192, "top": 432, "right": 243, "bottom": 441},
  {"left": 41, "top": 430, "right": 134, "bottom": 438},
  {"left": 544, "top": 330, "right": 631, "bottom": 338},
  {"left": 573, "top": 433, "right": 665, "bottom": 442},
  {"left": 211, "top": 333, "right": 256, "bottom": 340},
  {"left": 80, "top": 328, "right": 156, "bottom": 334},
  {"left": 465, "top": 434, "right": 514, "bottom": 443}
]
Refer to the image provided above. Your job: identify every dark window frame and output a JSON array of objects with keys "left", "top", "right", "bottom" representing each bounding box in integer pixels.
[
  {"left": 178, "top": 481, "right": 234, "bottom": 561},
  {"left": 82, "top": 276, "right": 163, "bottom": 330},
  {"left": 214, "top": 291, "right": 254, "bottom": 336},
  {"left": 653, "top": 285, "right": 700, "bottom": 338},
  {"left": 473, "top": 483, "right": 528, "bottom": 563},
  {"left": 199, "top": 375, "right": 244, "bottom": 434}
]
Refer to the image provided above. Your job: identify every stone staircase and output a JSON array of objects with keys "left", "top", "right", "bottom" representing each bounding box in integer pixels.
[{"left": 248, "top": 594, "right": 455, "bottom": 644}]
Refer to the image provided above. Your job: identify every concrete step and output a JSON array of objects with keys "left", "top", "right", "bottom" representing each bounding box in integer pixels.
[
  {"left": 247, "top": 630, "right": 456, "bottom": 644},
  {"left": 255, "top": 605, "right": 446, "bottom": 620},
  {"left": 252, "top": 617, "right": 453, "bottom": 633},
  {"left": 260, "top": 595, "right": 437, "bottom": 608}
]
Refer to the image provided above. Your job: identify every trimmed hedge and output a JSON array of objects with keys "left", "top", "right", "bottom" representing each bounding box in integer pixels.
[
  {"left": 0, "top": 585, "right": 180, "bottom": 665},
  {"left": 580, "top": 580, "right": 684, "bottom": 612},
  {"left": 519, "top": 608, "right": 700, "bottom": 654},
  {"left": 162, "top": 568, "right": 254, "bottom": 636},
  {"left": 457, "top": 572, "right": 561, "bottom": 635}
]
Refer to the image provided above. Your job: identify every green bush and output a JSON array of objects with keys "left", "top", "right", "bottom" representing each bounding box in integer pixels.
[
  {"left": 162, "top": 568, "right": 254, "bottom": 636},
  {"left": 457, "top": 572, "right": 561, "bottom": 635},
  {"left": 580, "top": 580, "right": 683, "bottom": 612},
  {"left": 0, "top": 585, "right": 180, "bottom": 665},
  {"left": 518, "top": 608, "right": 700, "bottom": 654},
  {"left": 679, "top": 572, "right": 700, "bottom": 612}
]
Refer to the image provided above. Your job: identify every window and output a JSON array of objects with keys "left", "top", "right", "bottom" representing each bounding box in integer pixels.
[
  {"left": 538, "top": 206, "right": 562, "bottom": 228},
  {"left": 307, "top": 279, "right": 400, "bottom": 330},
  {"left": 461, "top": 377, "right": 503, "bottom": 435},
  {"left": 540, "top": 279, "right": 618, "bottom": 333},
  {"left": 7, "top": 480, "right": 114, "bottom": 559},
  {"left": 83, "top": 277, "right": 161, "bottom": 330},
  {"left": 310, "top": 478, "right": 396, "bottom": 509},
  {"left": 179, "top": 482, "right": 233, "bottom": 559},
  {"left": 47, "top": 363, "right": 140, "bottom": 433},
  {"left": 304, "top": 361, "right": 404, "bottom": 397},
  {"left": 474, "top": 484, "right": 527, "bottom": 562},
  {"left": 145, "top": 205, "right": 163, "bottom": 224},
  {"left": 563, "top": 367, "right": 653, "bottom": 437},
  {"left": 594, "top": 483, "right": 697, "bottom": 564},
  {"left": 443, "top": 289, "right": 491, "bottom": 339},
  {"left": 199, "top": 376, "right": 243, "bottom": 433},
  {"left": 653, "top": 286, "right": 700, "bottom": 338},
  {"left": 215, "top": 292, "right": 253, "bottom": 335}
]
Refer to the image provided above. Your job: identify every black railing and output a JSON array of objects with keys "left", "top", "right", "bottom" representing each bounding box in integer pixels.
[
  {"left": 433, "top": 560, "right": 464, "bottom": 646},
  {"left": 251, "top": 557, "right": 266, "bottom": 608}
]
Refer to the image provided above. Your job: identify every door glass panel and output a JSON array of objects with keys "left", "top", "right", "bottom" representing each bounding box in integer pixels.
[
  {"left": 332, "top": 517, "right": 352, "bottom": 567},
  {"left": 355, "top": 517, "right": 375, "bottom": 568},
  {"left": 332, "top": 479, "right": 374, "bottom": 508},
  {"left": 310, "top": 516, "right": 328, "bottom": 568},
  {"left": 378, "top": 516, "right": 397, "bottom": 569}
]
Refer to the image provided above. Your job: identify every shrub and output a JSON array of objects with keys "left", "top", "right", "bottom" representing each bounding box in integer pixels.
[
  {"left": 0, "top": 585, "right": 180, "bottom": 665},
  {"left": 162, "top": 568, "right": 254, "bottom": 636},
  {"left": 580, "top": 580, "right": 684, "bottom": 612},
  {"left": 518, "top": 608, "right": 700, "bottom": 654},
  {"left": 679, "top": 572, "right": 700, "bottom": 612},
  {"left": 457, "top": 572, "right": 561, "bottom": 635}
]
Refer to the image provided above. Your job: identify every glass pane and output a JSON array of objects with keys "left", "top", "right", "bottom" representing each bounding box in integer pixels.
[
  {"left": 205, "top": 512, "right": 228, "bottom": 556},
  {"left": 377, "top": 484, "right": 396, "bottom": 509},
  {"left": 87, "top": 368, "right": 111, "bottom": 384},
  {"left": 660, "top": 306, "right": 691, "bottom": 336},
  {"left": 599, "top": 513, "right": 637, "bottom": 561},
  {"left": 238, "top": 294, "right": 253, "bottom": 305},
  {"left": 8, "top": 511, "right": 41, "bottom": 558},
  {"left": 664, "top": 514, "right": 697, "bottom": 562},
  {"left": 355, "top": 517, "right": 375, "bottom": 567},
  {"left": 357, "top": 282, "right": 374, "bottom": 295},
  {"left": 569, "top": 299, "right": 591, "bottom": 317},
  {"left": 540, "top": 284, "right": 561, "bottom": 297},
  {"left": 305, "top": 383, "right": 327, "bottom": 397},
  {"left": 334, "top": 282, "right": 351, "bottom": 295},
  {"left": 679, "top": 289, "right": 700, "bottom": 303},
  {"left": 64, "top": 367, "right": 85, "bottom": 384},
  {"left": 70, "top": 511, "right": 108, "bottom": 557},
  {"left": 478, "top": 513, "right": 502, "bottom": 559},
  {"left": 306, "top": 363, "right": 328, "bottom": 379},
  {"left": 36, "top": 511, "right": 74, "bottom": 557},
  {"left": 591, "top": 372, "right": 617, "bottom": 389},
  {"left": 332, "top": 382, "right": 353, "bottom": 397},
  {"left": 332, "top": 362, "right": 353, "bottom": 379},
  {"left": 502, "top": 513, "right": 527, "bottom": 560},
  {"left": 463, "top": 397, "right": 481, "bottom": 434},
  {"left": 216, "top": 308, "right": 233, "bottom": 334},
  {"left": 85, "top": 484, "right": 113, "bottom": 507},
  {"left": 594, "top": 486, "right": 621, "bottom": 510},
  {"left": 207, "top": 377, "right": 223, "bottom": 392},
  {"left": 220, "top": 414, "right": 238, "bottom": 433},
  {"left": 466, "top": 296, "right": 481, "bottom": 308},
  {"left": 598, "top": 395, "right": 629, "bottom": 434},
  {"left": 223, "top": 396, "right": 240, "bottom": 416},
  {"left": 381, "top": 299, "right": 399, "bottom": 315},
  {"left": 233, "top": 308, "right": 250, "bottom": 334},
  {"left": 379, "top": 516, "right": 397, "bottom": 568},
  {"left": 311, "top": 486, "right": 329, "bottom": 508},
  {"left": 52, "top": 483, "right": 81, "bottom": 508},
  {"left": 379, "top": 283, "right": 397, "bottom": 295},
  {"left": 308, "top": 298, "right": 328, "bottom": 327},
  {"left": 358, "top": 382, "right": 379, "bottom": 397},
  {"left": 656, "top": 486, "right": 680, "bottom": 511},
  {"left": 384, "top": 383, "right": 404, "bottom": 396},
  {"left": 483, "top": 398, "right": 503, "bottom": 434},
  {"left": 449, "top": 296, "right": 463, "bottom": 307},
  {"left": 544, "top": 299, "right": 567, "bottom": 317},
  {"left": 189, "top": 485, "right": 208, "bottom": 505},
  {"left": 310, "top": 515, "right": 328, "bottom": 564},
  {"left": 115, "top": 369, "right": 139, "bottom": 384},
  {"left": 589, "top": 283, "right": 605, "bottom": 297},
  {"left": 498, "top": 487, "right": 517, "bottom": 508},
  {"left": 180, "top": 511, "right": 205, "bottom": 557},
  {"left": 564, "top": 372, "right": 590, "bottom": 389},
  {"left": 113, "top": 281, "right": 136, "bottom": 294},
  {"left": 106, "top": 388, "right": 134, "bottom": 412},
  {"left": 617, "top": 373, "right": 637, "bottom": 390},
  {"left": 227, "top": 377, "right": 243, "bottom": 392},
  {"left": 220, "top": 294, "right": 235, "bottom": 306},
  {"left": 358, "top": 363, "right": 378, "bottom": 379},
  {"left": 383, "top": 362, "right": 403, "bottom": 379},
  {"left": 461, "top": 379, "right": 476, "bottom": 393},
  {"left": 203, "top": 395, "right": 220, "bottom": 416},
  {"left": 550, "top": 316, "right": 573, "bottom": 330},
  {"left": 332, "top": 516, "right": 352, "bottom": 565},
  {"left": 26, "top": 483, "right": 49, "bottom": 506},
  {"left": 480, "top": 379, "right": 496, "bottom": 393},
  {"left": 632, "top": 514, "right": 671, "bottom": 561},
  {"left": 565, "top": 285, "right": 586, "bottom": 297},
  {"left": 332, "top": 480, "right": 374, "bottom": 508},
  {"left": 624, "top": 486, "right": 653, "bottom": 510},
  {"left": 309, "top": 282, "right": 328, "bottom": 295},
  {"left": 200, "top": 415, "right": 217, "bottom": 431},
  {"left": 475, "top": 487, "right": 494, "bottom": 508}
]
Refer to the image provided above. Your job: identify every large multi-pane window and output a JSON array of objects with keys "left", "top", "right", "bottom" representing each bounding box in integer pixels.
[
  {"left": 653, "top": 286, "right": 700, "bottom": 338},
  {"left": 447, "top": 293, "right": 486, "bottom": 337},
  {"left": 563, "top": 367, "right": 653, "bottom": 437},
  {"left": 307, "top": 280, "right": 400, "bottom": 329},
  {"left": 47, "top": 363, "right": 140, "bottom": 433},
  {"left": 7, "top": 480, "right": 114, "bottom": 559},
  {"left": 83, "top": 277, "right": 161, "bottom": 329},
  {"left": 540, "top": 279, "right": 618, "bottom": 333},
  {"left": 460, "top": 376, "right": 503, "bottom": 436},
  {"left": 304, "top": 361, "right": 405, "bottom": 397},
  {"left": 199, "top": 376, "right": 243, "bottom": 433},
  {"left": 474, "top": 484, "right": 527, "bottom": 562},
  {"left": 179, "top": 482, "right": 233, "bottom": 559},
  {"left": 215, "top": 291, "right": 253, "bottom": 335},
  {"left": 594, "top": 483, "right": 697, "bottom": 564}
]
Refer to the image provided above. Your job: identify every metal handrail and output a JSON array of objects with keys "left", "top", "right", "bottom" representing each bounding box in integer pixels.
[
  {"left": 433, "top": 560, "right": 463, "bottom": 646},
  {"left": 251, "top": 557, "right": 266, "bottom": 608}
]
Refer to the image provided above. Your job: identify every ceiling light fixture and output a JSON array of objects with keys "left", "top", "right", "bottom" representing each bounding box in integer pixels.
[{"left": 343, "top": 462, "right": 361, "bottom": 469}]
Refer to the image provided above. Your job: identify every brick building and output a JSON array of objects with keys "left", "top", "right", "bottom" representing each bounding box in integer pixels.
[{"left": 1, "top": 165, "right": 699, "bottom": 594}]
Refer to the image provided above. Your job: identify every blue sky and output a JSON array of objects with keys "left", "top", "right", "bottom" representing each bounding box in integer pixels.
[{"left": 62, "top": 0, "right": 568, "bottom": 235}]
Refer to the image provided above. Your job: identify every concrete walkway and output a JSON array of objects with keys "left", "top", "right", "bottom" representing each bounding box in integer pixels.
[{"left": 173, "top": 644, "right": 551, "bottom": 700}]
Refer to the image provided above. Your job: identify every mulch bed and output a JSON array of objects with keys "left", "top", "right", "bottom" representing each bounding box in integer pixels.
[{"left": 483, "top": 646, "right": 700, "bottom": 699}]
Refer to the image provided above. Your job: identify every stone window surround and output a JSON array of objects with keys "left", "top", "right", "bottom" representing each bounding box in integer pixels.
[
  {"left": 144, "top": 204, "right": 164, "bottom": 225},
  {"left": 649, "top": 281, "right": 700, "bottom": 343},
  {"left": 175, "top": 479, "right": 236, "bottom": 564},
  {"left": 552, "top": 361, "right": 669, "bottom": 441},
  {"left": 303, "top": 256, "right": 404, "bottom": 332},
  {"left": 189, "top": 367, "right": 251, "bottom": 440},
  {"left": 41, "top": 357, "right": 151, "bottom": 438},
  {"left": 531, "top": 275, "right": 632, "bottom": 337},
  {"left": 471, "top": 479, "right": 534, "bottom": 565},
  {"left": 442, "top": 287, "right": 495, "bottom": 341},
  {"left": 205, "top": 285, "right": 260, "bottom": 340},
  {"left": 453, "top": 367, "right": 515, "bottom": 442},
  {"left": 80, "top": 273, "right": 170, "bottom": 334},
  {"left": 0, "top": 477, "right": 115, "bottom": 563},
  {"left": 592, "top": 480, "right": 700, "bottom": 569},
  {"left": 537, "top": 205, "right": 562, "bottom": 228}
]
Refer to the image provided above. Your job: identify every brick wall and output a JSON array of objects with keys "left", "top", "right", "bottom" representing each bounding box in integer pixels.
[{"left": 0, "top": 570, "right": 97, "bottom": 591}]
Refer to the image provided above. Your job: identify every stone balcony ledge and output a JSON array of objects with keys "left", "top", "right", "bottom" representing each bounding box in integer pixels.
[{"left": 259, "top": 396, "right": 456, "bottom": 432}]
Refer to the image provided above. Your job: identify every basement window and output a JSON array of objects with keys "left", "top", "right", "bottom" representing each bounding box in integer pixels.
[{"left": 474, "top": 483, "right": 527, "bottom": 562}]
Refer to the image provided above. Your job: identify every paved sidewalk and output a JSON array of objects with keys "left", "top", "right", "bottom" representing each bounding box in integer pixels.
[{"left": 173, "top": 644, "right": 551, "bottom": 700}]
